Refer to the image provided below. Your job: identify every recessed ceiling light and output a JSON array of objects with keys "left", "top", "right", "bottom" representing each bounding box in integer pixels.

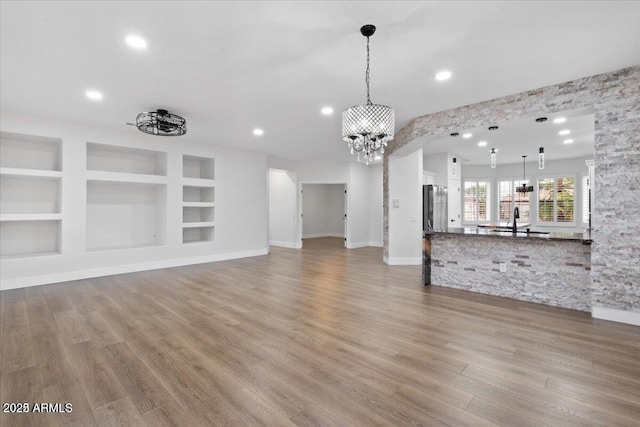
[
  {"left": 553, "top": 117, "right": 566, "bottom": 124},
  {"left": 477, "top": 141, "right": 487, "bottom": 147},
  {"left": 435, "top": 70, "right": 452, "bottom": 81},
  {"left": 462, "top": 133, "right": 472, "bottom": 138},
  {"left": 563, "top": 139, "right": 574, "bottom": 144},
  {"left": 85, "top": 90, "right": 103, "bottom": 101},
  {"left": 126, "top": 35, "right": 147, "bottom": 50},
  {"left": 253, "top": 128, "right": 264, "bottom": 136},
  {"left": 321, "top": 107, "right": 334, "bottom": 115},
  {"left": 559, "top": 129, "right": 571, "bottom": 136}
]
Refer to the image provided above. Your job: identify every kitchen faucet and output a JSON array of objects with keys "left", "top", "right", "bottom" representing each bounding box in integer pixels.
[{"left": 513, "top": 206, "right": 520, "bottom": 233}]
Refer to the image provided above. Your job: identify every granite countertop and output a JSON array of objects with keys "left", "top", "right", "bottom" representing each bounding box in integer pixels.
[{"left": 424, "top": 227, "right": 592, "bottom": 244}]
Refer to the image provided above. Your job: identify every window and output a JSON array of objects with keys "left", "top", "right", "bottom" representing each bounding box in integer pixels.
[
  {"left": 538, "top": 176, "right": 575, "bottom": 224},
  {"left": 498, "top": 180, "right": 530, "bottom": 222},
  {"left": 464, "top": 181, "right": 491, "bottom": 223}
]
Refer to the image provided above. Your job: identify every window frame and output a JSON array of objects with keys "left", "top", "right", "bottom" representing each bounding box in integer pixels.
[
  {"left": 462, "top": 179, "right": 492, "bottom": 225},
  {"left": 536, "top": 174, "right": 577, "bottom": 227},
  {"left": 497, "top": 177, "right": 533, "bottom": 225}
]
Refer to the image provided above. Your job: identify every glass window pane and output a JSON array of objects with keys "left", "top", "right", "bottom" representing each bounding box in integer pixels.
[
  {"left": 464, "top": 182, "right": 477, "bottom": 222},
  {"left": 538, "top": 178, "right": 554, "bottom": 222},
  {"left": 556, "top": 177, "right": 574, "bottom": 222}
]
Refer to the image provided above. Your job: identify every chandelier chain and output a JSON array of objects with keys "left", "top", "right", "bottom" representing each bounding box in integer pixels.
[{"left": 365, "top": 36, "right": 371, "bottom": 105}]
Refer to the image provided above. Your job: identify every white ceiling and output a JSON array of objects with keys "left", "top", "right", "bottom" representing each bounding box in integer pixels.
[
  {"left": 397, "top": 107, "right": 595, "bottom": 165},
  {"left": 1, "top": 1, "right": 639, "bottom": 163}
]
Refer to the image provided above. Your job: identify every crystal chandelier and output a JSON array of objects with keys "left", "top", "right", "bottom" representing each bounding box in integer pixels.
[
  {"left": 342, "top": 25, "right": 394, "bottom": 165},
  {"left": 136, "top": 109, "right": 187, "bottom": 136}
]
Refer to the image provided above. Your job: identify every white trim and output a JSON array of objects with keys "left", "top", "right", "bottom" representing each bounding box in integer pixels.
[
  {"left": 347, "top": 241, "right": 369, "bottom": 249},
  {"left": 591, "top": 306, "right": 640, "bottom": 326},
  {"left": 386, "top": 257, "right": 421, "bottom": 265},
  {"left": 302, "top": 233, "right": 345, "bottom": 239},
  {"left": 369, "top": 241, "right": 383, "bottom": 247},
  {"left": 269, "top": 240, "right": 302, "bottom": 249},
  {"left": 0, "top": 248, "right": 268, "bottom": 291}
]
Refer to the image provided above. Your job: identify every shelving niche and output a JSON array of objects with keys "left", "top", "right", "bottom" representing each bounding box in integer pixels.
[
  {"left": 87, "top": 142, "right": 167, "bottom": 176},
  {"left": 1, "top": 131, "right": 63, "bottom": 259},
  {"left": 86, "top": 142, "right": 167, "bottom": 251},
  {"left": 182, "top": 155, "right": 215, "bottom": 243}
]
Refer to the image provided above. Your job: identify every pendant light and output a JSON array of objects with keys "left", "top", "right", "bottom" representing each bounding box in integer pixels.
[
  {"left": 539, "top": 147, "right": 545, "bottom": 169},
  {"left": 516, "top": 155, "right": 534, "bottom": 193},
  {"left": 342, "top": 25, "right": 395, "bottom": 165},
  {"left": 452, "top": 157, "right": 458, "bottom": 177},
  {"left": 490, "top": 148, "right": 497, "bottom": 168}
]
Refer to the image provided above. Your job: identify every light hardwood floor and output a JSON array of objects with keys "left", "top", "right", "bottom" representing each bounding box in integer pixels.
[{"left": 1, "top": 237, "right": 639, "bottom": 426}]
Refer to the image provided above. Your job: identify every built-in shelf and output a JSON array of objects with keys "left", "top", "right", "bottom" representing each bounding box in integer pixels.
[
  {"left": 183, "top": 155, "right": 215, "bottom": 180},
  {"left": 1, "top": 132, "right": 63, "bottom": 258},
  {"left": 0, "top": 251, "right": 62, "bottom": 260},
  {"left": 0, "top": 214, "right": 63, "bottom": 222},
  {"left": 86, "top": 243, "right": 164, "bottom": 253},
  {"left": 86, "top": 181, "right": 166, "bottom": 251},
  {"left": 1, "top": 131, "right": 62, "bottom": 172},
  {"left": 1, "top": 175, "right": 61, "bottom": 215},
  {"left": 86, "top": 170, "right": 168, "bottom": 185},
  {"left": 1, "top": 220, "right": 61, "bottom": 259},
  {"left": 182, "top": 177, "right": 215, "bottom": 188},
  {"left": 87, "top": 142, "right": 167, "bottom": 176},
  {"left": 0, "top": 167, "right": 63, "bottom": 179},
  {"left": 182, "top": 202, "right": 215, "bottom": 208},
  {"left": 183, "top": 186, "right": 215, "bottom": 203},
  {"left": 183, "top": 206, "right": 214, "bottom": 223},
  {"left": 182, "top": 221, "right": 215, "bottom": 228},
  {"left": 181, "top": 155, "right": 215, "bottom": 244},
  {"left": 183, "top": 226, "right": 215, "bottom": 244}
]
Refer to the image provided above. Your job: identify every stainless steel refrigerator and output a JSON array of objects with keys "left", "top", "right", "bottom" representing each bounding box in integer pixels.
[{"left": 423, "top": 185, "right": 448, "bottom": 232}]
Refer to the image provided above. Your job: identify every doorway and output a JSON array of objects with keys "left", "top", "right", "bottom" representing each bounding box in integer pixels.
[{"left": 300, "top": 183, "right": 347, "bottom": 248}]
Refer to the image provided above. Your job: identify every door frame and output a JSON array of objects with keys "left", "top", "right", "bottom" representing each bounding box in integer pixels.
[{"left": 299, "top": 181, "right": 349, "bottom": 248}]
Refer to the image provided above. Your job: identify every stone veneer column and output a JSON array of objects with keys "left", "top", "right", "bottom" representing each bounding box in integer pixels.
[{"left": 383, "top": 66, "right": 640, "bottom": 321}]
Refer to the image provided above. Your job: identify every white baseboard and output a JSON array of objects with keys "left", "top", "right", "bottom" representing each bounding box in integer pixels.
[
  {"left": 591, "top": 306, "right": 640, "bottom": 326},
  {"left": 269, "top": 240, "right": 302, "bottom": 249},
  {"left": 346, "top": 241, "right": 383, "bottom": 249},
  {"left": 383, "top": 255, "right": 389, "bottom": 264},
  {"left": 386, "top": 257, "right": 421, "bottom": 266},
  {"left": 0, "top": 248, "right": 269, "bottom": 291},
  {"left": 302, "top": 233, "right": 345, "bottom": 239},
  {"left": 347, "top": 241, "right": 369, "bottom": 249}
]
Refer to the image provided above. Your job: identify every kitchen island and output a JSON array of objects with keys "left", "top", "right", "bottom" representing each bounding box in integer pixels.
[{"left": 423, "top": 228, "right": 592, "bottom": 311}]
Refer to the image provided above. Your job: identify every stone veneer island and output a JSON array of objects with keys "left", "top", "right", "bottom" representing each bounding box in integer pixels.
[{"left": 423, "top": 229, "right": 592, "bottom": 311}]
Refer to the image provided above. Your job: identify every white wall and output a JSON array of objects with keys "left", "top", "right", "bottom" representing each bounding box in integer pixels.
[
  {"left": 424, "top": 153, "right": 448, "bottom": 186},
  {"left": 0, "top": 112, "right": 269, "bottom": 290},
  {"left": 302, "top": 184, "right": 344, "bottom": 238},
  {"left": 368, "top": 164, "right": 383, "bottom": 247},
  {"left": 268, "top": 169, "right": 299, "bottom": 248},
  {"left": 388, "top": 149, "right": 423, "bottom": 265}
]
